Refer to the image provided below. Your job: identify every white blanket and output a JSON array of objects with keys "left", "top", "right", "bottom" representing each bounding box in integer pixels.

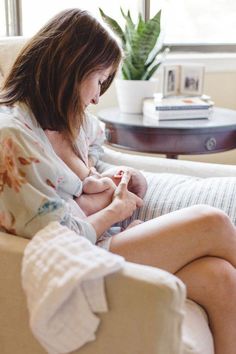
[{"left": 21, "top": 221, "right": 124, "bottom": 354}]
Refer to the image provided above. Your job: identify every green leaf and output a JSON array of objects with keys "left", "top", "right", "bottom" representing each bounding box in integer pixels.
[
  {"left": 120, "top": 8, "right": 136, "bottom": 49},
  {"left": 124, "top": 10, "right": 162, "bottom": 78},
  {"left": 137, "top": 13, "right": 145, "bottom": 34},
  {"left": 142, "top": 62, "right": 161, "bottom": 80},
  {"left": 123, "top": 56, "right": 142, "bottom": 80},
  {"left": 145, "top": 47, "right": 164, "bottom": 68},
  {"left": 121, "top": 65, "right": 130, "bottom": 79},
  {"left": 135, "top": 10, "right": 162, "bottom": 64},
  {"left": 120, "top": 8, "right": 135, "bottom": 28},
  {"left": 99, "top": 7, "right": 163, "bottom": 80},
  {"left": 99, "top": 8, "right": 125, "bottom": 45}
]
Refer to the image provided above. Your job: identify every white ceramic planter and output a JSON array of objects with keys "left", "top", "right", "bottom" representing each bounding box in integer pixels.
[{"left": 115, "top": 79, "right": 158, "bottom": 114}]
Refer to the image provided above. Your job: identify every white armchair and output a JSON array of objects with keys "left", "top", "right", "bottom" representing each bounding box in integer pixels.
[{"left": 1, "top": 144, "right": 224, "bottom": 354}]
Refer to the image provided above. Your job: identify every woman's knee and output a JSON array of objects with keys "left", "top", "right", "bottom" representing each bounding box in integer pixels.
[
  {"left": 189, "top": 204, "right": 227, "bottom": 220},
  {"left": 189, "top": 204, "right": 234, "bottom": 237},
  {"left": 201, "top": 258, "right": 236, "bottom": 308},
  {"left": 179, "top": 257, "right": 236, "bottom": 307},
  {"left": 204, "top": 257, "right": 235, "bottom": 287}
]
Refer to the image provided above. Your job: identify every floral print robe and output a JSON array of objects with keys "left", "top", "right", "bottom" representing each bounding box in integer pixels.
[{"left": 0, "top": 103, "right": 97, "bottom": 243}]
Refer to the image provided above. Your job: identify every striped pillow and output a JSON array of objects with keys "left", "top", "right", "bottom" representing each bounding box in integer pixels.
[
  {"left": 120, "top": 172, "right": 236, "bottom": 227},
  {"left": 97, "top": 161, "right": 236, "bottom": 226}
]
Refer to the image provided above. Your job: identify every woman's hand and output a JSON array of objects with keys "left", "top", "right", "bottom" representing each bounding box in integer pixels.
[
  {"left": 102, "top": 166, "right": 148, "bottom": 199},
  {"left": 110, "top": 171, "right": 143, "bottom": 222}
]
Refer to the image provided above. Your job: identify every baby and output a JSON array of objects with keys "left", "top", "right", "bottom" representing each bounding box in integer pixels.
[
  {"left": 76, "top": 168, "right": 146, "bottom": 216},
  {"left": 76, "top": 172, "right": 119, "bottom": 216},
  {"left": 75, "top": 171, "right": 143, "bottom": 230}
]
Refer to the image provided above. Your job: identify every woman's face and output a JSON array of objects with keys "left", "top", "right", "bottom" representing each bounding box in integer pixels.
[{"left": 80, "top": 67, "right": 112, "bottom": 108}]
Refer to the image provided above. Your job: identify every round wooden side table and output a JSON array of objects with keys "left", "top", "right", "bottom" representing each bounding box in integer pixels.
[{"left": 97, "top": 107, "right": 236, "bottom": 159}]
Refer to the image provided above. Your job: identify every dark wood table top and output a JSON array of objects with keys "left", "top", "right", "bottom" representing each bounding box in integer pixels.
[{"left": 98, "top": 107, "right": 236, "bottom": 158}]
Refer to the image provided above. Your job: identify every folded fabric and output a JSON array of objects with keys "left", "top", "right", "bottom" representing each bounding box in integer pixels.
[{"left": 21, "top": 221, "right": 124, "bottom": 354}]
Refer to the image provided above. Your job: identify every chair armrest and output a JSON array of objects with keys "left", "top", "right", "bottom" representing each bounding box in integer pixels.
[
  {"left": 0, "top": 231, "right": 185, "bottom": 354},
  {"left": 78, "top": 262, "right": 186, "bottom": 354},
  {"left": 102, "top": 146, "right": 236, "bottom": 178}
]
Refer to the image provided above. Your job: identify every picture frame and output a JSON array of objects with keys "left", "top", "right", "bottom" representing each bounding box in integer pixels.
[
  {"left": 162, "top": 64, "right": 205, "bottom": 97},
  {"left": 162, "top": 65, "right": 180, "bottom": 97},
  {"left": 180, "top": 64, "right": 205, "bottom": 96}
]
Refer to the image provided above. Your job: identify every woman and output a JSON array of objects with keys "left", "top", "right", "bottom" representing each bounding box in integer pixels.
[{"left": 0, "top": 9, "right": 236, "bottom": 354}]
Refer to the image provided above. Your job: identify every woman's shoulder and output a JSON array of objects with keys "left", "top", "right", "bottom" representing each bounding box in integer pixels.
[
  {"left": 0, "top": 104, "right": 51, "bottom": 160},
  {"left": 0, "top": 104, "right": 33, "bottom": 132},
  {"left": 0, "top": 103, "right": 49, "bottom": 145}
]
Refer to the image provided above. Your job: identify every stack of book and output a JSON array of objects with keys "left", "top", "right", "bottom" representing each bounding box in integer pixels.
[{"left": 143, "top": 95, "right": 214, "bottom": 121}]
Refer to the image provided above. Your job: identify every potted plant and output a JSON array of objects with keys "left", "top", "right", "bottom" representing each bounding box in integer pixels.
[{"left": 99, "top": 7, "right": 164, "bottom": 114}]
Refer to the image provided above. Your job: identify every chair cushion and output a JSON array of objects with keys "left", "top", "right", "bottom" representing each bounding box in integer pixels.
[{"left": 183, "top": 300, "right": 214, "bottom": 354}]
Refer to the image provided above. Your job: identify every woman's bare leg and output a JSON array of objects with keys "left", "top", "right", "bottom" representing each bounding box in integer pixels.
[
  {"left": 109, "top": 205, "right": 236, "bottom": 354},
  {"left": 176, "top": 257, "right": 236, "bottom": 354},
  {"left": 110, "top": 205, "right": 236, "bottom": 273}
]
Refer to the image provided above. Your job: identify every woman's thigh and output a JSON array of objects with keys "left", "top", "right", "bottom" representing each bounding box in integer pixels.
[{"left": 110, "top": 205, "right": 236, "bottom": 274}]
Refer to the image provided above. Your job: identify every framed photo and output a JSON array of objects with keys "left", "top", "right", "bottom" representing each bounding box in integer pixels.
[
  {"left": 162, "top": 65, "right": 180, "bottom": 97},
  {"left": 162, "top": 64, "right": 205, "bottom": 97},
  {"left": 180, "top": 65, "right": 205, "bottom": 96}
]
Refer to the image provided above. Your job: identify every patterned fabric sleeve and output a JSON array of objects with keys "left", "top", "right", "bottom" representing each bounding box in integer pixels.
[
  {"left": 0, "top": 124, "right": 96, "bottom": 243},
  {"left": 86, "top": 112, "right": 105, "bottom": 167}
]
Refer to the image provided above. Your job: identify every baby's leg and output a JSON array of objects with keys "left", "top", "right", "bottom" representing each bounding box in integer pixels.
[
  {"left": 83, "top": 176, "right": 116, "bottom": 194},
  {"left": 76, "top": 177, "right": 117, "bottom": 215}
]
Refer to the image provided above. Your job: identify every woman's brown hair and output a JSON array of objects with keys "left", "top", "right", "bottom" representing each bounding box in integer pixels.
[{"left": 0, "top": 9, "right": 122, "bottom": 141}]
